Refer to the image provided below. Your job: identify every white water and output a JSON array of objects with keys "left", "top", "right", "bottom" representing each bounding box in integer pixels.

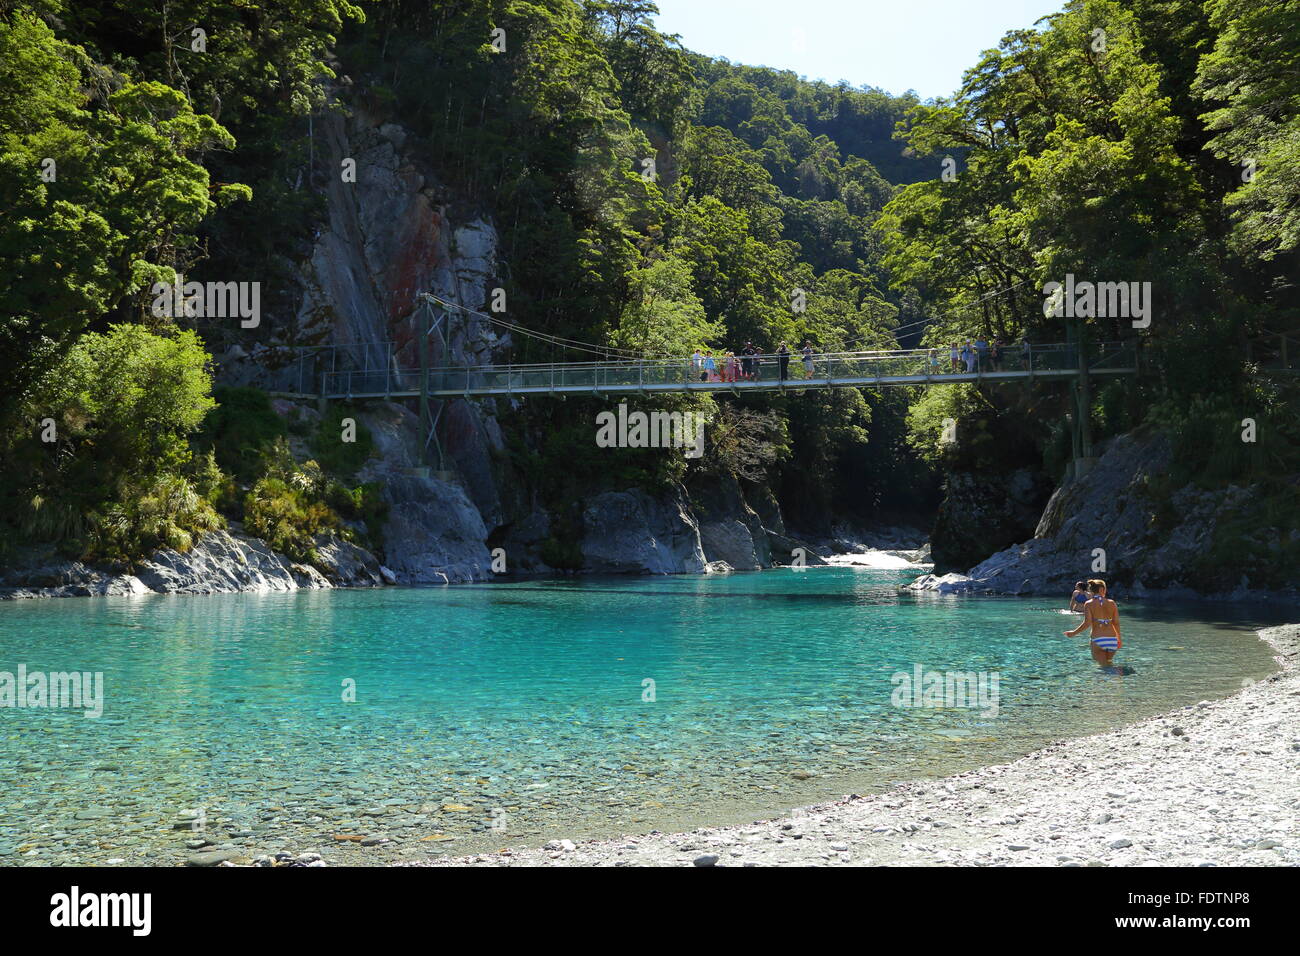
[{"left": 826, "top": 550, "right": 927, "bottom": 569}]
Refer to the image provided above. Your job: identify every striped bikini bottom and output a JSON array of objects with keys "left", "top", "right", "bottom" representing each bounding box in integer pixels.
[{"left": 1092, "top": 636, "right": 1119, "bottom": 651}]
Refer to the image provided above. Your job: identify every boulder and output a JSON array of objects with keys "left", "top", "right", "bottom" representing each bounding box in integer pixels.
[
  {"left": 699, "top": 519, "right": 765, "bottom": 570},
  {"left": 0, "top": 529, "right": 372, "bottom": 599},
  {"left": 311, "top": 535, "right": 385, "bottom": 587},
  {"left": 377, "top": 471, "right": 492, "bottom": 584},
  {"left": 133, "top": 531, "right": 307, "bottom": 595},
  {"left": 580, "top": 487, "right": 706, "bottom": 574},
  {"left": 687, "top": 473, "right": 771, "bottom": 569}
]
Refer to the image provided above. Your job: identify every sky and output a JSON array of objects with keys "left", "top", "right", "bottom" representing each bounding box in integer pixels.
[{"left": 651, "top": 0, "right": 1064, "bottom": 100}]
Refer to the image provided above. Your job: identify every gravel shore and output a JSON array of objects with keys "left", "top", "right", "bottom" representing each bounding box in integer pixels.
[{"left": 418, "top": 623, "right": 1300, "bottom": 867}]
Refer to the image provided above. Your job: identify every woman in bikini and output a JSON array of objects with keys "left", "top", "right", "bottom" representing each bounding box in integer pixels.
[
  {"left": 1064, "top": 579, "right": 1121, "bottom": 666},
  {"left": 1069, "top": 580, "right": 1089, "bottom": 612}
]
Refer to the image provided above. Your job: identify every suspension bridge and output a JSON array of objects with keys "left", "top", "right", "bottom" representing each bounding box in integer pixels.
[
  {"left": 301, "top": 340, "right": 1137, "bottom": 399},
  {"left": 268, "top": 294, "right": 1141, "bottom": 476}
]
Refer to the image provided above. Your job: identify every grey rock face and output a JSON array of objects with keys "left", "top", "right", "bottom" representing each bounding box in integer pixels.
[
  {"left": 211, "top": 110, "right": 509, "bottom": 587},
  {"left": 356, "top": 402, "right": 493, "bottom": 584},
  {"left": 378, "top": 472, "right": 492, "bottom": 584},
  {"left": 581, "top": 488, "right": 706, "bottom": 574},
  {"left": 689, "top": 473, "right": 771, "bottom": 570},
  {"left": 0, "top": 529, "right": 378, "bottom": 600},
  {"left": 908, "top": 428, "right": 1296, "bottom": 599}
]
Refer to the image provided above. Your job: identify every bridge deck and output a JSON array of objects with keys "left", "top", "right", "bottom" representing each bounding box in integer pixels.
[
  {"left": 302, "top": 343, "right": 1137, "bottom": 400},
  {"left": 318, "top": 365, "right": 1134, "bottom": 400}
]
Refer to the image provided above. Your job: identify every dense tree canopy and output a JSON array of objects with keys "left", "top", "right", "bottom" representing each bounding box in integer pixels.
[{"left": 1, "top": 0, "right": 1295, "bottom": 559}]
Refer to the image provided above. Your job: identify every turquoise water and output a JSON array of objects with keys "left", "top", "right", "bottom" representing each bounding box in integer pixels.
[{"left": 0, "top": 567, "right": 1287, "bottom": 864}]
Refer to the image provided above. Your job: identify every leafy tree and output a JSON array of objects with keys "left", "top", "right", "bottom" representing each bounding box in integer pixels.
[
  {"left": 0, "top": 10, "right": 243, "bottom": 414},
  {"left": 2, "top": 324, "right": 218, "bottom": 556},
  {"left": 1195, "top": 0, "right": 1300, "bottom": 260}
]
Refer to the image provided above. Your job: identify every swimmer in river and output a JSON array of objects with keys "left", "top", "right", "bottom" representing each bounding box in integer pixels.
[
  {"left": 1069, "top": 580, "right": 1089, "bottom": 612},
  {"left": 1064, "top": 578, "right": 1121, "bottom": 667}
]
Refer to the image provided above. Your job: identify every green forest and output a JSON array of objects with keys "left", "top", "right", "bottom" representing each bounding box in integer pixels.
[{"left": 1, "top": 0, "right": 1297, "bottom": 577}]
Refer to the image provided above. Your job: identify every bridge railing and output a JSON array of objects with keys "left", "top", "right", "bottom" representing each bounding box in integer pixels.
[{"left": 317, "top": 342, "right": 1136, "bottom": 397}]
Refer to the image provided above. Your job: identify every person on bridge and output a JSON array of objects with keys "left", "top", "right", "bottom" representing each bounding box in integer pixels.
[
  {"left": 962, "top": 340, "right": 976, "bottom": 373},
  {"left": 691, "top": 349, "right": 703, "bottom": 380},
  {"left": 741, "top": 342, "right": 755, "bottom": 380},
  {"left": 950, "top": 342, "right": 960, "bottom": 372},
  {"left": 802, "top": 342, "right": 816, "bottom": 378},
  {"left": 975, "top": 336, "right": 989, "bottom": 371},
  {"left": 744, "top": 342, "right": 761, "bottom": 380},
  {"left": 724, "top": 351, "right": 739, "bottom": 383},
  {"left": 1020, "top": 337, "right": 1032, "bottom": 370},
  {"left": 703, "top": 351, "right": 717, "bottom": 382},
  {"left": 777, "top": 342, "right": 791, "bottom": 381}
]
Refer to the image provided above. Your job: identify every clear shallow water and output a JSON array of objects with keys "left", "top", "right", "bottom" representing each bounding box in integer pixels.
[{"left": 0, "top": 567, "right": 1287, "bottom": 864}]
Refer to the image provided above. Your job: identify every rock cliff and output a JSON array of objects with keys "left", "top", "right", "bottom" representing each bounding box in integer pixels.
[{"left": 908, "top": 428, "right": 1299, "bottom": 600}]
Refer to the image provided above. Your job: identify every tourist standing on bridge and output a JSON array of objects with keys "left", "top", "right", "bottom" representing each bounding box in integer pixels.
[
  {"left": 802, "top": 342, "right": 815, "bottom": 377},
  {"left": 740, "top": 342, "right": 754, "bottom": 380},
  {"left": 975, "top": 336, "right": 989, "bottom": 371},
  {"left": 1021, "top": 337, "right": 1032, "bottom": 370},
  {"left": 703, "top": 351, "right": 717, "bottom": 382},
  {"left": 991, "top": 337, "right": 1005, "bottom": 370},
  {"left": 744, "top": 342, "right": 761, "bottom": 380},
  {"left": 950, "top": 342, "right": 960, "bottom": 372},
  {"left": 724, "top": 351, "right": 739, "bottom": 383},
  {"left": 962, "top": 340, "right": 976, "bottom": 373},
  {"left": 777, "top": 343, "right": 791, "bottom": 381},
  {"left": 691, "top": 348, "right": 703, "bottom": 381}
]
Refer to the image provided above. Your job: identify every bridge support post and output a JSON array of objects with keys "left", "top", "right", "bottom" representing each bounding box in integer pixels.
[
  {"left": 1070, "top": 320, "right": 1098, "bottom": 480},
  {"left": 419, "top": 297, "right": 452, "bottom": 477}
]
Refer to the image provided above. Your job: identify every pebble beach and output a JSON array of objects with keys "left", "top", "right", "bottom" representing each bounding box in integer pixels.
[{"left": 418, "top": 623, "right": 1300, "bottom": 867}]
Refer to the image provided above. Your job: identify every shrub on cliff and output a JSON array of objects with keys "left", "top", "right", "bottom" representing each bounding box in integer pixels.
[
  {"left": 196, "top": 387, "right": 289, "bottom": 484},
  {"left": 243, "top": 475, "right": 338, "bottom": 566},
  {"left": 1, "top": 323, "right": 220, "bottom": 559},
  {"left": 242, "top": 437, "right": 386, "bottom": 564},
  {"left": 312, "top": 405, "right": 376, "bottom": 480}
]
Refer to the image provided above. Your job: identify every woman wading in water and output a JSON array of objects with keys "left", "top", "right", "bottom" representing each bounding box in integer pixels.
[{"left": 1064, "top": 579, "right": 1121, "bottom": 666}]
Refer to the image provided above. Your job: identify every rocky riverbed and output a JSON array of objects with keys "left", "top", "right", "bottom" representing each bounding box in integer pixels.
[{"left": 414, "top": 623, "right": 1300, "bottom": 867}]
